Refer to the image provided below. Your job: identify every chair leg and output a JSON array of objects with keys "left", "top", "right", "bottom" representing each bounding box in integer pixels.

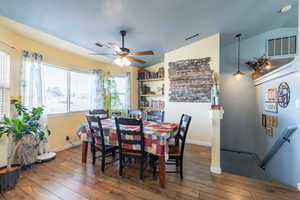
[
  {"left": 176, "top": 158, "right": 179, "bottom": 168},
  {"left": 119, "top": 155, "right": 123, "bottom": 176},
  {"left": 112, "top": 150, "right": 116, "bottom": 160},
  {"left": 101, "top": 152, "right": 105, "bottom": 172},
  {"left": 92, "top": 145, "right": 96, "bottom": 165},
  {"left": 180, "top": 157, "right": 183, "bottom": 179},
  {"left": 140, "top": 157, "right": 144, "bottom": 180}
]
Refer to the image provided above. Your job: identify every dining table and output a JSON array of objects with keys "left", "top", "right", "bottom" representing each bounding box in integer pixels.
[{"left": 77, "top": 118, "right": 178, "bottom": 188}]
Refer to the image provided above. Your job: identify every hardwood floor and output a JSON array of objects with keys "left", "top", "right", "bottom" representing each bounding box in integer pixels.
[{"left": 1, "top": 144, "right": 300, "bottom": 200}]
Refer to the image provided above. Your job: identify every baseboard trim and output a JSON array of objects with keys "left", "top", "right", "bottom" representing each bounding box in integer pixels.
[
  {"left": 51, "top": 141, "right": 82, "bottom": 152},
  {"left": 186, "top": 139, "right": 211, "bottom": 147},
  {"left": 210, "top": 166, "right": 222, "bottom": 174}
]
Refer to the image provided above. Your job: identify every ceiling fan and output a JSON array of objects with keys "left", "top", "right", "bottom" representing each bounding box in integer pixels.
[{"left": 90, "top": 30, "right": 154, "bottom": 66}]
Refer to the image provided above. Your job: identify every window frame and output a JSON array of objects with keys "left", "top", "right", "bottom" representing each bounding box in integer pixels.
[
  {"left": 110, "top": 75, "right": 131, "bottom": 111},
  {"left": 0, "top": 50, "right": 10, "bottom": 121},
  {"left": 69, "top": 70, "right": 93, "bottom": 113},
  {"left": 44, "top": 63, "right": 93, "bottom": 115}
]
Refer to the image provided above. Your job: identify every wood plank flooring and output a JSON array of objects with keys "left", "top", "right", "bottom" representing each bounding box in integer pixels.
[{"left": 1, "top": 144, "right": 300, "bottom": 200}]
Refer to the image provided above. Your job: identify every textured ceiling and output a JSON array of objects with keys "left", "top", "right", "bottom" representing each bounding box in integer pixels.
[{"left": 0, "top": 0, "right": 298, "bottom": 67}]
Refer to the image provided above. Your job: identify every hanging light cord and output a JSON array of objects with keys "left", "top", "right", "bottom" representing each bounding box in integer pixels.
[{"left": 236, "top": 34, "right": 241, "bottom": 72}]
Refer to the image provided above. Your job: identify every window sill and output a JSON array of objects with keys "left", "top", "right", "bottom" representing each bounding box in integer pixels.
[{"left": 47, "top": 110, "right": 88, "bottom": 118}]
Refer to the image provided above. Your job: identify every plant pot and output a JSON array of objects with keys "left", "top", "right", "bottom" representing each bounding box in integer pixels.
[
  {"left": 0, "top": 165, "right": 20, "bottom": 192},
  {"left": 19, "top": 134, "right": 39, "bottom": 167}
]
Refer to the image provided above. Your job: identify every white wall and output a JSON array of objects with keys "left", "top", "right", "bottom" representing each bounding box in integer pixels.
[{"left": 164, "top": 33, "right": 220, "bottom": 145}]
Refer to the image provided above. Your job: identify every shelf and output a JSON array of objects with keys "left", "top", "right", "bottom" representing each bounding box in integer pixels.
[
  {"left": 140, "top": 94, "right": 164, "bottom": 97},
  {"left": 138, "top": 78, "right": 165, "bottom": 82},
  {"left": 139, "top": 107, "right": 164, "bottom": 110}
]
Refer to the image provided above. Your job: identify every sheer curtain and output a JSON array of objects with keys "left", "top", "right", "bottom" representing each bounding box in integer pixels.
[
  {"left": 90, "top": 69, "right": 104, "bottom": 110},
  {"left": 21, "top": 51, "right": 45, "bottom": 109},
  {"left": 21, "top": 50, "right": 48, "bottom": 154}
]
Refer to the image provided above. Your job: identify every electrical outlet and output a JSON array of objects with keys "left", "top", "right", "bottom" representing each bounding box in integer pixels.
[{"left": 66, "top": 136, "right": 70, "bottom": 141}]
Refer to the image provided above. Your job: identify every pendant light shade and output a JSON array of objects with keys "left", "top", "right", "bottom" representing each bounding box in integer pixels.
[{"left": 233, "top": 33, "right": 245, "bottom": 78}]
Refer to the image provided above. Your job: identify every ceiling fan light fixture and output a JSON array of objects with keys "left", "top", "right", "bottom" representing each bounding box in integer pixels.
[{"left": 114, "top": 57, "right": 131, "bottom": 67}]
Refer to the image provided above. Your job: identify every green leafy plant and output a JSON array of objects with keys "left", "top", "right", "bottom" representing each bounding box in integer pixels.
[
  {"left": 0, "top": 99, "right": 51, "bottom": 168},
  {"left": 104, "top": 75, "right": 124, "bottom": 115}
]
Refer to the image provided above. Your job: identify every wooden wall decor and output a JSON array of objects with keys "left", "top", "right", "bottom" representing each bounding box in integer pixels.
[{"left": 168, "top": 57, "right": 213, "bottom": 102}]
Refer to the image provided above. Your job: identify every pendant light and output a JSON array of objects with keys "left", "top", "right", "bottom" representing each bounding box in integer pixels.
[{"left": 233, "top": 33, "right": 245, "bottom": 78}]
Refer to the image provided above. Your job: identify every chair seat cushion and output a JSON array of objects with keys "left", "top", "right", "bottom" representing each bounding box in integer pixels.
[
  {"left": 122, "top": 149, "right": 146, "bottom": 156},
  {"left": 95, "top": 143, "right": 118, "bottom": 151}
]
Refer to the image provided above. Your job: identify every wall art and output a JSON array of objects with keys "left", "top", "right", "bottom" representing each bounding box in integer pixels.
[
  {"left": 277, "top": 82, "right": 290, "bottom": 108},
  {"left": 264, "top": 101, "right": 278, "bottom": 113},
  {"left": 168, "top": 57, "right": 213, "bottom": 102},
  {"left": 267, "top": 88, "right": 277, "bottom": 101}
]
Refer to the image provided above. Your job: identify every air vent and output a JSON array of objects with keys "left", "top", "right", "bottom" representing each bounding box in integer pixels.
[{"left": 267, "top": 35, "right": 296, "bottom": 58}]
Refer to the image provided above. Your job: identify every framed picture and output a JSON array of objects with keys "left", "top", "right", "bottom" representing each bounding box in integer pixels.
[
  {"left": 262, "top": 114, "right": 267, "bottom": 128},
  {"left": 266, "top": 127, "right": 273, "bottom": 136},
  {"left": 268, "top": 88, "right": 277, "bottom": 101},
  {"left": 264, "top": 101, "right": 278, "bottom": 113}
]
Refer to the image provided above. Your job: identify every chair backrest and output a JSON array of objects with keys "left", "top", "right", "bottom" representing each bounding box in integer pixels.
[
  {"left": 86, "top": 115, "right": 106, "bottom": 148},
  {"left": 127, "top": 110, "right": 143, "bottom": 119},
  {"left": 89, "top": 109, "right": 109, "bottom": 119},
  {"left": 111, "top": 111, "right": 122, "bottom": 118},
  {"left": 175, "top": 114, "right": 192, "bottom": 156},
  {"left": 115, "top": 117, "right": 144, "bottom": 153},
  {"left": 146, "top": 110, "right": 164, "bottom": 122}
]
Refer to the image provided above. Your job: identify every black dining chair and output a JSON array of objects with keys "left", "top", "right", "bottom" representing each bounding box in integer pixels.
[
  {"left": 127, "top": 110, "right": 143, "bottom": 119},
  {"left": 111, "top": 111, "right": 122, "bottom": 118},
  {"left": 167, "top": 114, "right": 192, "bottom": 179},
  {"left": 115, "top": 117, "right": 148, "bottom": 180},
  {"left": 86, "top": 115, "right": 118, "bottom": 172},
  {"left": 146, "top": 110, "right": 164, "bottom": 122},
  {"left": 89, "top": 109, "right": 109, "bottom": 119},
  {"left": 151, "top": 114, "right": 192, "bottom": 179}
]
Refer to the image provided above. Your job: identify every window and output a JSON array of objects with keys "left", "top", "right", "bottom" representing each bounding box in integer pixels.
[
  {"left": 44, "top": 66, "right": 68, "bottom": 114},
  {"left": 110, "top": 76, "right": 130, "bottom": 111},
  {"left": 0, "top": 51, "right": 10, "bottom": 121},
  {"left": 70, "top": 71, "right": 91, "bottom": 112},
  {"left": 44, "top": 64, "right": 92, "bottom": 114}
]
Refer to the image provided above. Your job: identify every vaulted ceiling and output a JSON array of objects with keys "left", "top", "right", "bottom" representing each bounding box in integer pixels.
[{"left": 0, "top": 0, "right": 298, "bottom": 67}]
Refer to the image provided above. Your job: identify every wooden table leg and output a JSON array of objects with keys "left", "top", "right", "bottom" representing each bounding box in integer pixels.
[
  {"left": 159, "top": 155, "right": 166, "bottom": 188},
  {"left": 82, "top": 141, "right": 88, "bottom": 163}
]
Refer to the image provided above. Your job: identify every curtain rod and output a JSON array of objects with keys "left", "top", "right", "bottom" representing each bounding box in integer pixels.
[{"left": 0, "top": 40, "right": 16, "bottom": 49}]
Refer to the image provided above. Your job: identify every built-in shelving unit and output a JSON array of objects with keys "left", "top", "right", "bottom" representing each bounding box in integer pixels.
[
  {"left": 138, "top": 78, "right": 164, "bottom": 82},
  {"left": 138, "top": 68, "right": 165, "bottom": 111}
]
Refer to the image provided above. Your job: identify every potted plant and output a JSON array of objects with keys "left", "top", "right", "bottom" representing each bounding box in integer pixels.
[{"left": 0, "top": 98, "right": 50, "bottom": 192}]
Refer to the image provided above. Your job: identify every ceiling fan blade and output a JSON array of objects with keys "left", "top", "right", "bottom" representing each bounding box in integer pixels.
[
  {"left": 127, "top": 51, "right": 154, "bottom": 56},
  {"left": 126, "top": 56, "right": 146, "bottom": 64},
  {"left": 95, "top": 42, "right": 104, "bottom": 47},
  {"left": 108, "top": 42, "right": 122, "bottom": 53}
]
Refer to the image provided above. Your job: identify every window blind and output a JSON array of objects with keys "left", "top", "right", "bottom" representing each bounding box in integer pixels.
[{"left": 0, "top": 51, "right": 10, "bottom": 121}]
